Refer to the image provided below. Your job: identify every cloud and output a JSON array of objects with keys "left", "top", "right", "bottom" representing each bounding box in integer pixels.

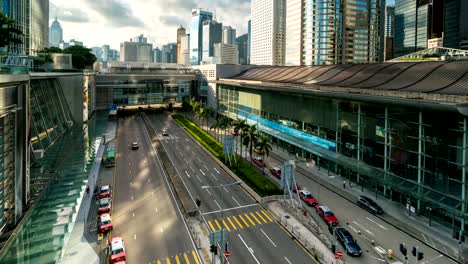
[
  {"left": 160, "top": 15, "right": 187, "bottom": 27},
  {"left": 49, "top": 2, "right": 90, "bottom": 23},
  {"left": 83, "top": 0, "right": 144, "bottom": 27}
]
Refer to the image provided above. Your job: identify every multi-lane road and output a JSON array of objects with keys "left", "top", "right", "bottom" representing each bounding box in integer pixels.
[{"left": 148, "top": 113, "right": 315, "bottom": 264}]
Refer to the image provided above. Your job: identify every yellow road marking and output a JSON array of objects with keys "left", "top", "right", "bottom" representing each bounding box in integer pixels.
[
  {"left": 192, "top": 251, "right": 200, "bottom": 264},
  {"left": 256, "top": 211, "right": 268, "bottom": 224},
  {"left": 261, "top": 210, "right": 273, "bottom": 222},
  {"left": 208, "top": 220, "right": 216, "bottom": 231},
  {"left": 175, "top": 255, "right": 181, "bottom": 264},
  {"left": 157, "top": 260, "right": 162, "bottom": 264},
  {"left": 184, "top": 253, "right": 191, "bottom": 264},
  {"left": 232, "top": 215, "right": 243, "bottom": 229},
  {"left": 238, "top": 214, "right": 249, "bottom": 227},
  {"left": 166, "top": 257, "right": 171, "bottom": 264},
  {"left": 222, "top": 219, "right": 231, "bottom": 232},
  {"left": 214, "top": 219, "right": 222, "bottom": 230},
  {"left": 244, "top": 213, "right": 256, "bottom": 226},
  {"left": 250, "top": 212, "right": 262, "bottom": 225},
  {"left": 227, "top": 216, "right": 237, "bottom": 230}
]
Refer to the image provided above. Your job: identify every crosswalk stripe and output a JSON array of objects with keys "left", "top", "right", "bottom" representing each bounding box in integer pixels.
[
  {"left": 214, "top": 219, "right": 222, "bottom": 230},
  {"left": 238, "top": 214, "right": 249, "bottom": 227},
  {"left": 256, "top": 211, "right": 268, "bottom": 224},
  {"left": 166, "top": 257, "right": 171, "bottom": 264},
  {"left": 157, "top": 260, "right": 162, "bottom": 264},
  {"left": 175, "top": 255, "right": 181, "bottom": 264},
  {"left": 261, "top": 210, "right": 273, "bottom": 222},
  {"left": 192, "top": 251, "right": 200, "bottom": 264},
  {"left": 184, "top": 253, "right": 190, "bottom": 264},
  {"left": 208, "top": 220, "right": 216, "bottom": 231},
  {"left": 227, "top": 216, "right": 237, "bottom": 230},
  {"left": 222, "top": 219, "right": 231, "bottom": 232},
  {"left": 232, "top": 215, "right": 244, "bottom": 229},
  {"left": 250, "top": 212, "right": 262, "bottom": 225},
  {"left": 244, "top": 213, "right": 256, "bottom": 226}
]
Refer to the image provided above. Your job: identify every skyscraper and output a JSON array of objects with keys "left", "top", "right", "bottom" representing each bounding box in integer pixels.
[
  {"left": 251, "top": 0, "right": 286, "bottom": 65},
  {"left": 181, "top": 34, "right": 190, "bottom": 65},
  {"left": 236, "top": 34, "right": 248, "bottom": 64},
  {"left": 177, "top": 26, "right": 186, "bottom": 64},
  {"left": 190, "top": 9, "right": 213, "bottom": 65},
  {"left": 153, "top": 47, "right": 162, "bottom": 63},
  {"left": 384, "top": 5, "right": 395, "bottom": 60},
  {"left": 102, "top": 45, "right": 110, "bottom": 62},
  {"left": 161, "top": 43, "right": 177, "bottom": 63},
  {"left": 49, "top": 17, "right": 63, "bottom": 47},
  {"left": 222, "top": 26, "right": 236, "bottom": 45},
  {"left": 285, "top": 0, "right": 383, "bottom": 65},
  {"left": 132, "top": 34, "right": 148, "bottom": 43},
  {"left": 202, "top": 20, "right": 222, "bottom": 63},
  {"left": 120, "top": 35, "right": 153, "bottom": 63},
  {"left": 247, "top": 20, "right": 251, "bottom": 64},
  {"left": 213, "top": 43, "right": 238, "bottom": 64}
]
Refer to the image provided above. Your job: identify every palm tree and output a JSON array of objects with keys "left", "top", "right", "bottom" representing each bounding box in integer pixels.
[
  {"left": 210, "top": 114, "right": 221, "bottom": 141},
  {"left": 195, "top": 106, "right": 204, "bottom": 128},
  {"left": 233, "top": 119, "right": 247, "bottom": 158},
  {"left": 244, "top": 124, "right": 258, "bottom": 164},
  {"left": 255, "top": 135, "right": 272, "bottom": 173}
]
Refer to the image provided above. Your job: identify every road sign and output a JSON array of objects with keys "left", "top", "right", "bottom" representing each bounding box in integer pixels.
[
  {"left": 280, "top": 161, "right": 294, "bottom": 189},
  {"left": 209, "top": 229, "right": 227, "bottom": 245},
  {"left": 224, "top": 251, "right": 231, "bottom": 257},
  {"left": 336, "top": 251, "right": 343, "bottom": 257}
]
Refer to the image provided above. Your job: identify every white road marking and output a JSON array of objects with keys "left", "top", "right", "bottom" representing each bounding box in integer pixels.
[
  {"left": 283, "top": 257, "right": 292, "bottom": 264},
  {"left": 179, "top": 151, "right": 183, "bottom": 157},
  {"left": 211, "top": 173, "right": 218, "bottom": 181},
  {"left": 369, "top": 256, "right": 386, "bottom": 262},
  {"left": 134, "top": 234, "right": 136, "bottom": 240},
  {"left": 132, "top": 212, "right": 135, "bottom": 217},
  {"left": 129, "top": 170, "right": 131, "bottom": 174},
  {"left": 204, "top": 164, "right": 209, "bottom": 170},
  {"left": 366, "top": 217, "right": 388, "bottom": 230},
  {"left": 185, "top": 170, "right": 191, "bottom": 178},
  {"left": 191, "top": 150, "right": 196, "bottom": 155},
  {"left": 232, "top": 196, "right": 241, "bottom": 207},
  {"left": 223, "top": 187, "right": 229, "bottom": 193},
  {"left": 129, "top": 162, "right": 131, "bottom": 166},
  {"left": 185, "top": 138, "right": 189, "bottom": 142},
  {"left": 421, "top": 254, "right": 444, "bottom": 264},
  {"left": 131, "top": 195, "right": 133, "bottom": 200},
  {"left": 155, "top": 208, "right": 158, "bottom": 213},
  {"left": 260, "top": 228, "right": 277, "bottom": 247},
  {"left": 205, "top": 188, "right": 212, "bottom": 196},
  {"left": 214, "top": 200, "right": 222, "bottom": 210},
  {"left": 176, "top": 139, "right": 179, "bottom": 143},
  {"left": 353, "top": 221, "right": 375, "bottom": 236},
  {"left": 238, "top": 234, "right": 261, "bottom": 264},
  {"left": 148, "top": 178, "right": 151, "bottom": 183},
  {"left": 196, "top": 175, "right": 202, "bottom": 183},
  {"left": 202, "top": 203, "right": 259, "bottom": 215},
  {"left": 214, "top": 167, "right": 220, "bottom": 174},
  {"left": 165, "top": 140, "right": 168, "bottom": 144},
  {"left": 189, "top": 165, "right": 195, "bottom": 172},
  {"left": 197, "top": 156, "right": 202, "bottom": 162},
  {"left": 199, "top": 169, "right": 206, "bottom": 176},
  {"left": 374, "top": 246, "right": 387, "bottom": 257},
  {"left": 348, "top": 225, "right": 359, "bottom": 233}
]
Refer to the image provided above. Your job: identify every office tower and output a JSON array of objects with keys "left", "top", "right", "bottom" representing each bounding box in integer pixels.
[
  {"left": 247, "top": 20, "right": 251, "bottom": 64},
  {"left": 222, "top": 26, "right": 236, "bottom": 45},
  {"left": 69, "top": 39, "right": 83, "bottom": 46},
  {"left": 161, "top": 43, "right": 177, "bottom": 63},
  {"left": 153, "top": 47, "right": 162, "bottom": 63},
  {"left": 190, "top": 9, "right": 213, "bottom": 65},
  {"left": 202, "top": 20, "right": 222, "bottom": 63},
  {"left": 91, "top": 47, "right": 102, "bottom": 60},
  {"left": 213, "top": 43, "right": 238, "bottom": 64},
  {"left": 109, "top": 49, "right": 119, "bottom": 62},
  {"left": 236, "top": 34, "right": 248, "bottom": 64},
  {"left": 177, "top": 26, "right": 186, "bottom": 64},
  {"left": 251, "top": 0, "right": 286, "bottom": 65},
  {"left": 59, "top": 42, "right": 70, "bottom": 49},
  {"left": 181, "top": 34, "right": 190, "bottom": 64},
  {"left": 102, "top": 45, "right": 110, "bottom": 62},
  {"left": 49, "top": 17, "right": 63, "bottom": 47},
  {"left": 120, "top": 36, "right": 153, "bottom": 63},
  {"left": 285, "top": 0, "right": 383, "bottom": 65},
  {"left": 384, "top": 5, "right": 395, "bottom": 60},
  {"left": 2, "top": 0, "right": 48, "bottom": 55},
  {"left": 133, "top": 34, "right": 147, "bottom": 43}
]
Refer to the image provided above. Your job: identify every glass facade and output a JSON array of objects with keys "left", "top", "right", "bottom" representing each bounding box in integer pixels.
[
  {"left": 444, "top": 0, "right": 461, "bottom": 49},
  {"left": 190, "top": 9, "right": 213, "bottom": 65},
  {"left": 218, "top": 84, "right": 468, "bottom": 231}
]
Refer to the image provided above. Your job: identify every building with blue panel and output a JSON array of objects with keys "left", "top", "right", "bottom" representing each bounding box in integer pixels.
[{"left": 190, "top": 9, "right": 213, "bottom": 65}]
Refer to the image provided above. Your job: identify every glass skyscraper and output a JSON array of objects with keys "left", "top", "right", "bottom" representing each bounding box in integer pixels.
[
  {"left": 49, "top": 17, "right": 63, "bottom": 47},
  {"left": 202, "top": 20, "right": 222, "bottom": 63},
  {"left": 190, "top": 9, "right": 213, "bottom": 65}
]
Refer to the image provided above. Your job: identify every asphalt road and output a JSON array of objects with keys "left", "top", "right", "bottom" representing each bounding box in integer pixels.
[
  {"left": 148, "top": 113, "right": 315, "bottom": 264},
  {"left": 112, "top": 114, "right": 201, "bottom": 264}
]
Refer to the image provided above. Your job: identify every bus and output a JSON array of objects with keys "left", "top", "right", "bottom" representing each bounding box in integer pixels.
[{"left": 104, "top": 148, "right": 115, "bottom": 168}]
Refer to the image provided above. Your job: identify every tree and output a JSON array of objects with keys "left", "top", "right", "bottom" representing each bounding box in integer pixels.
[
  {"left": 245, "top": 124, "right": 259, "bottom": 164},
  {"left": 0, "top": 12, "right": 23, "bottom": 50},
  {"left": 210, "top": 115, "right": 221, "bottom": 142},
  {"left": 62, "top": 45, "right": 97, "bottom": 69},
  {"left": 233, "top": 119, "right": 248, "bottom": 159},
  {"left": 255, "top": 134, "right": 272, "bottom": 173}
]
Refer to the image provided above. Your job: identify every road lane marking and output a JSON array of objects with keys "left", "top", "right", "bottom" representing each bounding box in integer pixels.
[
  {"left": 196, "top": 175, "right": 202, "bottom": 183},
  {"left": 256, "top": 211, "right": 268, "bottom": 224},
  {"left": 155, "top": 208, "right": 158, "bottom": 212},
  {"left": 211, "top": 173, "right": 218, "bottom": 181},
  {"left": 197, "top": 156, "right": 202, "bottom": 162},
  {"left": 189, "top": 165, "right": 195, "bottom": 172},
  {"left": 238, "top": 234, "right": 261, "bottom": 264},
  {"left": 421, "top": 254, "right": 443, "bottom": 264},
  {"left": 175, "top": 255, "right": 181, "bottom": 264},
  {"left": 184, "top": 170, "right": 191, "bottom": 178},
  {"left": 132, "top": 212, "right": 135, "bottom": 217},
  {"left": 232, "top": 196, "right": 241, "bottom": 207},
  {"left": 192, "top": 251, "right": 200, "bottom": 264},
  {"left": 185, "top": 138, "right": 189, "bottom": 142},
  {"left": 148, "top": 178, "right": 151, "bottom": 183},
  {"left": 366, "top": 217, "right": 388, "bottom": 230},
  {"left": 204, "top": 164, "right": 209, "bottom": 170},
  {"left": 129, "top": 170, "right": 131, "bottom": 174},
  {"left": 184, "top": 253, "right": 190, "bottom": 264},
  {"left": 260, "top": 228, "right": 277, "bottom": 247},
  {"left": 199, "top": 169, "right": 205, "bottom": 176},
  {"left": 352, "top": 221, "right": 374, "bottom": 236},
  {"left": 232, "top": 215, "right": 244, "bottom": 229},
  {"left": 134, "top": 234, "right": 136, "bottom": 240},
  {"left": 223, "top": 187, "right": 229, "bottom": 193},
  {"left": 131, "top": 195, "right": 133, "bottom": 200},
  {"left": 284, "top": 257, "right": 292, "bottom": 264},
  {"left": 208, "top": 220, "right": 216, "bottom": 231},
  {"left": 158, "top": 260, "right": 162, "bottom": 264},
  {"left": 214, "top": 219, "right": 222, "bottom": 230},
  {"left": 250, "top": 212, "right": 262, "bottom": 225},
  {"left": 244, "top": 213, "right": 256, "bottom": 226},
  {"left": 214, "top": 167, "right": 220, "bottom": 174},
  {"left": 374, "top": 246, "right": 387, "bottom": 257},
  {"left": 202, "top": 203, "right": 258, "bottom": 215},
  {"left": 191, "top": 150, "right": 196, "bottom": 155},
  {"left": 227, "top": 216, "right": 237, "bottom": 230},
  {"left": 214, "top": 200, "right": 222, "bottom": 210},
  {"left": 261, "top": 210, "right": 273, "bottom": 222},
  {"left": 222, "top": 219, "right": 231, "bottom": 231},
  {"left": 205, "top": 188, "right": 212, "bottom": 196},
  {"left": 166, "top": 257, "right": 171, "bottom": 264},
  {"left": 238, "top": 214, "right": 250, "bottom": 227}
]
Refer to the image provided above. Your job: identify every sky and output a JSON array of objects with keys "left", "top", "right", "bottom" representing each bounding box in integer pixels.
[{"left": 49, "top": 0, "right": 251, "bottom": 50}]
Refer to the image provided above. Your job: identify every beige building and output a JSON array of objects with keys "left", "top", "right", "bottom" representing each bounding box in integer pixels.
[
  {"left": 213, "top": 43, "right": 238, "bottom": 64},
  {"left": 177, "top": 26, "right": 186, "bottom": 64},
  {"left": 120, "top": 40, "right": 153, "bottom": 63}
]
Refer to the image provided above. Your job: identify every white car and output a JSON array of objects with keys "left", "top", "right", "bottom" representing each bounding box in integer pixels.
[
  {"left": 131, "top": 141, "right": 139, "bottom": 150},
  {"left": 162, "top": 129, "right": 168, "bottom": 136}
]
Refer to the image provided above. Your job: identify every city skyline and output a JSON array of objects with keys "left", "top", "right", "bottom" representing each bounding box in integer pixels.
[{"left": 49, "top": 0, "right": 250, "bottom": 50}]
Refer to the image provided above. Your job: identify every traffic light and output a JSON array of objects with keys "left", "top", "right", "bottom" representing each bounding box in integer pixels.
[
  {"left": 399, "top": 244, "right": 407, "bottom": 256},
  {"left": 412, "top": 246, "right": 417, "bottom": 257},
  {"left": 331, "top": 244, "right": 336, "bottom": 254},
  {"left": 210, "top": 245, "right": 218, "bottom": 255},
  {"left": 418, "top": 252, "right": 424, "bottom": 261}
]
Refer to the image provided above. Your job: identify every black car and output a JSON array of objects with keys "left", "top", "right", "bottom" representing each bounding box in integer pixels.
[
  {"left": 357, "top": 196, "right": 383, "bottom": 215},
  {"left": 335, "top": 228, "right": 362, "bottom": 256}
]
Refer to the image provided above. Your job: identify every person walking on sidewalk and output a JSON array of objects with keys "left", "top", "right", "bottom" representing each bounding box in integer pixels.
[{"left": 86, "top": 185, "right": 90, "bottom": 196}]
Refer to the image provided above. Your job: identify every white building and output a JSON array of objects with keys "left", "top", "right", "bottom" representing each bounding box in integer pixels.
[
  {"left": 213, "top": 43, "right": 238, "bottom": 64},
  {"left": 285, "top": 0, "right": 302, "bottom": 65},
  {"left": 181, "top": 34, "right": 191, "bottom": 65},
  {"left": 222, "top": 26, "right": 236, "bottom": 45},
  {"left": 250, "top": 0, "right": 286, "bottom": 65}
]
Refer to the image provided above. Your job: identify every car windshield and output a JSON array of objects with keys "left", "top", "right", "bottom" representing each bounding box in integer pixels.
[
  {"left": 304, "top": 194, "right": 313, "bottom": 199},
  {"left": 112, "top": 248, "right": 123, "bottom": 255},
  {"left": 102, "top": 219, "right": 111, "bottom": 225},
  {"left": 100, "top": 200, "right": 109, "bottom": 206},
  {"left": 324, "top": 211, "right": 334, "bottom": 217},
  {"left": 344, "top": 236, "right": 354, "bottom": 243}
]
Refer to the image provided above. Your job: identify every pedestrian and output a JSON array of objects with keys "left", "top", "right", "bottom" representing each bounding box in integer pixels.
[
  {"left": 343, "top": 180, "right": 346, "bottom": 189},
  {"left": 86, "top": 185, "right": 90, "bottom": 196}
]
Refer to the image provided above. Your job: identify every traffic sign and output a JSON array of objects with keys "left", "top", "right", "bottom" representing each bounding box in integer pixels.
[
  {"left": 336, "top": 251, "right": 343, "bottom": 257},
  {"left": 224, "top": 251, "right": 231, "bottom": 257}
]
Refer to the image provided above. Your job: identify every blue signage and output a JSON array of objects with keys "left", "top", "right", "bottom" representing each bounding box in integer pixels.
[{"left": 110, "top": 104, "right": 118, "bottom": 110}]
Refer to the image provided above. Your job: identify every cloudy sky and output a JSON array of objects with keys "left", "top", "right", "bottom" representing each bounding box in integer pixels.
[{"left": 49, "top": 0, "right": 251, "bottom": 50}]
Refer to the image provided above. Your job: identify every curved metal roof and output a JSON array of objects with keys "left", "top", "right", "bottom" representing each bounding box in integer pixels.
[{"left": 229, "top": 61, "right": 468, "bottom": 96}]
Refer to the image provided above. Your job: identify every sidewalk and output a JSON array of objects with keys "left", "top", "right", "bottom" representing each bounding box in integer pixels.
[{"left": 61, "top": 121, "right": 117, "bottom": 264}]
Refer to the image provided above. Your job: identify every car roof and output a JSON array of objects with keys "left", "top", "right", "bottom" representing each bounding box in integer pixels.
[
  {"left": 111, "top": 237, "right": 124, "bottom": 251},
  {"left": 300, "top": 190, "right": 311, "bottom": 195},
  {"left": 319, "top": 205, "right": 331, "bottom": 212},
  {"left": 101, "top": 185, "right": 110, "bottom": 191},
  {"left": 273, "top": 167, "right": 280, "bottom": 170},
  {"left": 336, "top": 227, "right": 352, "bottom": 237},
  {"left": 132, "top": 141, "right": 138, "bottom": 144},
  {"left": 100, "top": 213, "right": 111, "bottom": 222},
  {"left": 99, "top": 198, "right": 110, "bottom": 204}
]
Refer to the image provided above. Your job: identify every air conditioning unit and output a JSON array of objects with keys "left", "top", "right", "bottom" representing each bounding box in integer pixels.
[{"left": 33, "top": 149, "right": 44, "bottom": 159}]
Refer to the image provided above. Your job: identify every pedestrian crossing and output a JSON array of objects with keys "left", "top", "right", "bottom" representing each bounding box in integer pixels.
[
  {"left": 206, "top": 210, "right": 274, "bottom": 232},
  {"left": 153, "top": 250, "right": 200, "bottom": 264}
]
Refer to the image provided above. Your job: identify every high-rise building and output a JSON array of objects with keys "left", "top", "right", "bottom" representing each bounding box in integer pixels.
[
  {"left": 285, "top": 0, "right": 383, "bottom": 65},
  {"left": 69, "top": 39, "right": 83, "bottom": 46},
  {"left": 49, "top": 17, "right": 63, "bottom": 47},
  {"left": 177, "top": 26, "right": 186, "bottom": 64},
  {"left": 153, "top": 47, "right": 162, "bottom": 63},
  {"left": 102, "top": 45, "right": 110, "bottom": 62},
  {"left": 1, "top": 0, "right": 48, "bottom": 55},
  {"left": 161, "top": 43, "right": 177, "bottom": 63},
  {"left": 251, "top": 0, "right": 286, "bottom": 65},
  {"left": 222, "top": 26, "right": 236, "bottom": 45},
  {"left": 384, "top": 5, "right": 395, "bottom": 60},
  {"left": 91, "top": 47, "right": 102, "bottom": 60},
  {"left": 181, "top": 34, "right": 190, "bottom": 65},
  {"left": 236, "top": 34, "right": 248, "bottom": 64},
  {"left": 247, "top": 20, "right": 251, "bottom": 64},
  {"left": 133, "top": 34, "right": 147, "bottom": 43},
  {"left": 395, "top": 0, "right": 468, "bottom": 57},
  {"left": 213, "top": 43, "right": 238, "bottom": 64},
  {"left": 109, "top": 49, "right": 119, "bottom": 62},
  {"left": 120, "top": 36, "right": 153, "bottom": 63},
  {"left": 202, "top": 20, "right": 222, "bottom": 63},
  {"left": 190, "top": 9, "right": 213, "bottom": 65}
]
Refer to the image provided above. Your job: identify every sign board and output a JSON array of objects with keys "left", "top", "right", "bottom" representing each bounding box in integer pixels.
[
  {"left": 209, "top": 229, "right": 227, "bottom": 245},
  {"left": 280, "top": 161, "right": 295, "bottom": 190},
  {"left": 110, "top": 104, "right": 117, "bottom": 110},
  {"left": 223, "top": 135, "right": 235, "bottom": 155}
]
